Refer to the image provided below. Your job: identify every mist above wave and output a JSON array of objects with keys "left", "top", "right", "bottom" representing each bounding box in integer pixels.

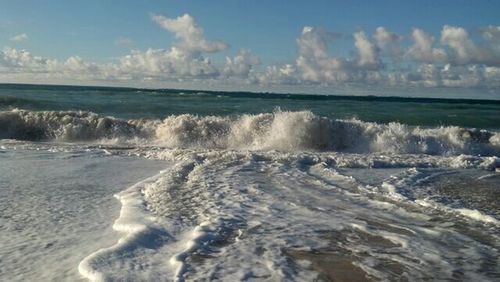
[{"left": 1, "top": 109, "right": 499, "bottom": 156}]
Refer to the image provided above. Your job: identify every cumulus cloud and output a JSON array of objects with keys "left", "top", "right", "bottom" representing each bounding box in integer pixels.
[
  {"left": 374, "top": 27, "right": 401, "bottom": 49},
  {"left": 151, "top": 14, "right": 227, "bottom": 53},
  {"left": 400, "top": 63, "right": 500, "bottom": 88},
  {"left": 483, "top": 66, "right": 500, "bottom": 86},
  {"left": 9, "top": 33, "right": 28, "bottom": 42},
  {"left": 0, "top": 14, "right": 235, "bottom": 83},
  {"left": 64, "top": 56, "right": 101, "bottom": 74},
  {"left": 223, "top": 49, "right": 260, "bottom": 78},
  {"left": 295, "top": 27, "right": 384, "bottom": 84},
  {"left": 441, "top": 25, "right": 500, "bottom": 66},
  {"left": 117, "top": 47, "right": 219, "bottom": 80},
  {"left": 107, "top": 14, "right": 232, "bottom": 81},
  {"left": 0, "top": 47, "right": 110, "bottom": 82},
  {"left": 291, "top": 25, "right": 500, "bottom": 88},
  {"left": 407, "top": 28, "right": 447, "bottom": 63},
  {"left": 353, "top": 31, "right": 379, "bottom": 67},
  {"left": 257, "top": 64, "right": 299, "bottom": 85},
  {"left": 441, "top": 25, "right": 481, "bottom": 64},
  {"left": 295, "top": 26, "right": 351, "bottom": 83},
  {"left": 405, "top": 63, "right": 441, "bottom": 87},
  {"left": 373, "top": 27, "right": 403, "bottom": 59},
  {"left": 1, "top": 16, "right": 500, "bottom": 90},
  {"left": 481, "top": 26, "right": 500, "bottom": 43},
  {"left": 440, "top": 64, "right": 484, "bottom": 87},
  {"left": 84, "top": 14, "right": 233, "bottom": 82},
  {"left": 0, "top": 47, "right": 57, "bottom": 72}
]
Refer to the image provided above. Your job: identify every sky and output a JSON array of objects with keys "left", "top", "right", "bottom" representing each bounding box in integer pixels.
[{"left": 1, "top": 0, "right": 500, "bottom": 97}]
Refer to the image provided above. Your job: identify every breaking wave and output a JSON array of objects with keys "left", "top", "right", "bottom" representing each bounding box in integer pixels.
[{"left": 1, "top": 109, "right": 499, "bottom": 156}]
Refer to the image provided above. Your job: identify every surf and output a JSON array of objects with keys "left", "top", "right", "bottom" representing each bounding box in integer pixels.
[{"left": 1, "top": 109, "right": 499, "bottom": 156}]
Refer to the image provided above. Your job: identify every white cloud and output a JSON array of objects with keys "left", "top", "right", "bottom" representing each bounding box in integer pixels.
[
  {"left": 441, "top": 25, "right": 500, "bottom": 66},
  {"left": 294, "top": 27, "right": 383, "bottom": 84},
  {"left": 117, "top": 47, "right": 219, "bottom": 80},
  {"left": 296, "top": 26, "right": 351, "bottom": 83},
  {"left": 151, "top": 14, "right": 227, "bottom": 53},
  {"left": 407, "top": 28, "right": 447, "bottom": 63},
  {"left": 400, "top": 63, "right": 500, "bottom": 88},
  {"left": 441, "top": 25, "right": 480, "bottom": 64},
  {"left": 374, "top": 27, "right": 401, "bottom": 49},
  {"left": 100, "top": 14, "right": 233, "bottom": 81},
  {"left": 481, "top": 26, "right": 500, "bottom": 43},
  {"left": 353, "top": 31, "right": 378, "bottom": 67},
  {"left": 64, "top": 56, "right": 100, "bottom": 74},
  {"left": 1, "top": 18, "right": 500, "bottom": 91},
  {"left": 223, "top": 49, "right": 260, "bottom": 78},
  {"left": 373, "top": 27, "right": 403, "bottom": 59},
  {"left": 0, "top": 47, "right": 112, "bottom": 82},
  {"left": 483, "top": 66, "right": 500, "bottom": 86},
  {"left": 9, "top": 33, "right": 28, "bottom": 42},
  {"left": 257, "top": 64, "right": 299, "bottom": 85},
  {"left": 0, "top": 47, "right": 57, "bottom": 72},
  {"left": 441, "top": 64, "right": 484, "bottom": 87},
  {"left": 0, "top": 14, "right": 231, "bottom": 82},
  {"left": 107, "top": 14, "right": 232, "bottom": 81},
  {"left": 405, "top": 63, "right": 441, "bottom": 87}
]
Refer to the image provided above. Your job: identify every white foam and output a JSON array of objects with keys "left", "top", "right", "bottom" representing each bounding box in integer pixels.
[
  {"left": 416, "top": 197, "right": 499, "bottom": 224},
  {"left": 169, "top": 221, "right": 220, "bottom": 281},
  {"left": 3, "top": 133, "right": 498, "bottom": 280},
  {"left": 455, "top": 208, "right": 499, "bottom": 224},
  {"left": 77, "top": 149, "right": 499, "bottom": 281},
  {"left": 78, "top": 169, "right": 175, "bottom": 281},
  {"left": 2, "top": 109, "right": 499, "bottom": 156}
]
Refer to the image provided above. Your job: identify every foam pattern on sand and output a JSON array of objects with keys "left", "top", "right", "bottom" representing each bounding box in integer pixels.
[{"left": 79, "top": 150, "right": 500, "bottom": 281}]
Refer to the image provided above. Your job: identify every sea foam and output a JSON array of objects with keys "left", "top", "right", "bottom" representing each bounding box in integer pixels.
[
  {"left": 1, "top": 109, "right": 499, "bottom": 156},
  {"left": 75, "top": 150, "right": 499, "bottom": 281}
]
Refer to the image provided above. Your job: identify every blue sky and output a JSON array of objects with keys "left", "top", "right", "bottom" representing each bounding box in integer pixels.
[{"left": 1, "top": 0, "right": 500, "bottom": 96}]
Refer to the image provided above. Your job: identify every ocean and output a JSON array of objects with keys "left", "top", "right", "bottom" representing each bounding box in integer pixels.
[{"left": 0, "top": 84, "right": 499, "bottom": 281}]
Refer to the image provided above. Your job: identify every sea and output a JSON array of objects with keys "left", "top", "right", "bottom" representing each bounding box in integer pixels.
[{"left": 1, "top": 83, "right": 499, "bottom": 281}]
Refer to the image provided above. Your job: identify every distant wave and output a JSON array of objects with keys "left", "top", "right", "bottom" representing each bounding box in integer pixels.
[
  {"left": 1, "top": 109, "right": 499, "bottom": 156},
  {"left": 0, "top": 96, "right": 44, "bottom": 108}
]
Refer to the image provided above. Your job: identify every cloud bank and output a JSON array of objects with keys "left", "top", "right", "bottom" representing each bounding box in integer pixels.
[{"left": 1, "top": 14, "right": 500, "bottom": 91}]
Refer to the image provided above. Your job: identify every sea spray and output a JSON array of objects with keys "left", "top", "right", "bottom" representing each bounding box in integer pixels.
[{"left": 1, "top": 109, "right": 499, "bottom": 156}]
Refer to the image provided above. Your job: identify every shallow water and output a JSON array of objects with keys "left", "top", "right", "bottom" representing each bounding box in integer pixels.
[{"left": 0, "top": 149, "right": 167, "bottom": 281}]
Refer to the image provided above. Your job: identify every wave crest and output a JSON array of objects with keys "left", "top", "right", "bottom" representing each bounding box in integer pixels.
[
  {"left": 0, "top": 109, "right": 143, "bottom": 141},
  {"left": 1, "top": 109, "right": 499, "bottom": 156}
]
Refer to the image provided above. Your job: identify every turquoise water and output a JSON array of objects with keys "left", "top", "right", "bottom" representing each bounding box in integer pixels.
[{"left": 1, "top": 84, "right": 499, "bottom": 129}]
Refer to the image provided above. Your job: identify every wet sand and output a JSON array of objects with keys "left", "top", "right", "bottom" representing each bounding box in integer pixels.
[
  {"left": 287, "top": 249, "right": 373, "bottom": 282},
  {"left": 286, "top": 226, "right": 412, "bottom": 282}
]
